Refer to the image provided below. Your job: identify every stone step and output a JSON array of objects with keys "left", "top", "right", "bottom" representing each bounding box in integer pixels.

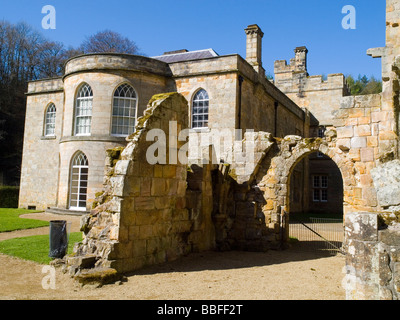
[{"left": 46, "top": 207, "right": 88, "bottom": 216}]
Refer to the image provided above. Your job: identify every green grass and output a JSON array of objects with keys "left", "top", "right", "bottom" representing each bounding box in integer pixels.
[
  {"left": 0, "top": 232, "right": 83, "bottom": 264},
  {"left": 0, "top": 208, "right": 49, "bottom": 232}
]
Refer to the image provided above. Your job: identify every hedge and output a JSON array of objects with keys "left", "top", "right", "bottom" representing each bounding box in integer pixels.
[{"left": 0, "top": 186, "right": 19, "bottom": 208}]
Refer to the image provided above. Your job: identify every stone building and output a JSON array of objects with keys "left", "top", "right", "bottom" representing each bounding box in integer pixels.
[
  {"left": 19, "top": 24, "right": 308, "bottom": 213},
  {"left": 274, "top": 46, "right": 350, "bottom": 215},
  {"left": 18, "top": 0, "right": 400, "bottom": 299}
]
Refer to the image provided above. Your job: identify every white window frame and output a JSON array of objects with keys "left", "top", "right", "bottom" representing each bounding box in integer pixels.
[
  {"left": 69, "top": 152, "right": 89, "bottom": 211},
  {"left": 192, "top": 89, "right": 209, "bottom": 129},
  {"left": 74, "top": 84, "right": 93, "bottom": 136},
  {"left": 111, "top": 83, "right": 138, "bottom": 137},
  {"left": 44, "top": 103, "right": 56, "bottom": 136},
  {"left": 312, "top": 175, "right": 328, "bottom": 202}
]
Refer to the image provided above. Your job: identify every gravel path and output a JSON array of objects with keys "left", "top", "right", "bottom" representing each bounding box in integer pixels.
[{"left": 0, "top": 212, "right": 346, "bottom": 300}]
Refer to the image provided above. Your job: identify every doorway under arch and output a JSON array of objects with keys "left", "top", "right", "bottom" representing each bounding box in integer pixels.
[{"left": 287, "top": 150, "right": 344, "bottom": 254}]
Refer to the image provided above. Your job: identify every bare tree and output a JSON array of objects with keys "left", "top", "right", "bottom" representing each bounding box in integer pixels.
[
  {"left": 80, "top": 30, "right": 139, "bottom": 54},
  {"left": 0, "top": 22, "right": 142, "bottom": 184}
]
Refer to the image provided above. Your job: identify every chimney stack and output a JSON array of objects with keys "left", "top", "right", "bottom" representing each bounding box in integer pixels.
[
  {"left": 294, "top": 46, "right": 308, "bottom": 73},
  {"left": 245, "top": 24, "right": 264, "bottom": 74}
]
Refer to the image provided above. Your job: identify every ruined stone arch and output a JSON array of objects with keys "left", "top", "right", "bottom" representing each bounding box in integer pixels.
[
  {"left": 256, "top": 134, "right": 357, "bottom": 239},
  {"left": 279, "top": 138, "right": 354, "bottom": 215}
]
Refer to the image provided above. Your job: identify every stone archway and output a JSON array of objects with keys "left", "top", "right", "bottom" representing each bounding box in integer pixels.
[{"left": 256, "top": 132, "right": 359, "bottom": 244}]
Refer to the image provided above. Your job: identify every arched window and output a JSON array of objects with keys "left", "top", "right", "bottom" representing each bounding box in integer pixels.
[
  {"left": 192, "top": 89, "right": 209, "bottom": 129},
  {"left": 44, "top": 103, "right": 56, "bottom": 136},
  {"left": 69, "top": 151, "right": 89, "bottom": 211},
  {"left": 111, "top": 83, "right": 138, "bottom": 136},
  {"left": 74, "top": 84, "right": 93, "bottom": 136}
]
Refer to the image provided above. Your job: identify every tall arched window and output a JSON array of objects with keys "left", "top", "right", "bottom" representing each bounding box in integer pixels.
[
  {"left": 111, "top": 83, "right": 138, "bottom": 136},
  {"left": 44, "top": 103, "right": 56, "bottom": 136},
  {"left": 74, "top": 83, "right": 93, "bottom": 136},
  {"left": 192, "top": 89, "right": 209, "bottom": 129},
  {"left": 69, "top": 151, "right": 89, "bottom": 211}
]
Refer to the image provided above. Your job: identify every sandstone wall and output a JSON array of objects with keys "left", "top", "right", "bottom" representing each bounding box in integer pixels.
[
  {"left": 19, "top": 79, "right": 64, "bottom": 210},
  {"left": 344, "top": 212, "right": 400, "bottom": 300},
  {"left": 71, "top": 93, "right": 213, "bottom": 273}
]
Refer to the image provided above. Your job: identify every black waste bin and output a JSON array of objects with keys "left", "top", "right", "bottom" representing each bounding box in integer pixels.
[{"left": 49, "top": 220, "right": 68, "bottom": 259}]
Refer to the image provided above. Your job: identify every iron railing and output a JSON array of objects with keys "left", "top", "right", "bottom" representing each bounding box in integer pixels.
[{"left": 289, "top": 217, "right": 345, "bottom": 255}]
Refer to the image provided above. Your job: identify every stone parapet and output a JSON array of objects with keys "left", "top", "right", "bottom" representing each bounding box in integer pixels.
[
  {"left": 64, "top": 53, "right": 172, "bottom": 78},
  {"left": 26, "top": 77, "right": 64, "bottom": 95}
]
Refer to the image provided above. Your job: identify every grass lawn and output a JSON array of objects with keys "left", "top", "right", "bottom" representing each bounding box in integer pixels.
[
  {"left": 0, "top": 232, "right": 83, "bottom": 264},
  {"left": 0, "top": 208, "right": 49, "bottom": 232}
]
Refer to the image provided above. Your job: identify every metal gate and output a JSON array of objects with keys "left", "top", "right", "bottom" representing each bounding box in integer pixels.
[{"left": 289, "top": 217, "right": 345, "bottom": 255}]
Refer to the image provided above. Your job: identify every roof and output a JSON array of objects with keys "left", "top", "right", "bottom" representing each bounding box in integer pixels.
[{"left": 152, "top": 48, "right": 219, "bottom": 63}]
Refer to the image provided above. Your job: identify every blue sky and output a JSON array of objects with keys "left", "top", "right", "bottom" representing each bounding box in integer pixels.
[{"left": 1, "top": 0, "right": 386, "bottom": 79}]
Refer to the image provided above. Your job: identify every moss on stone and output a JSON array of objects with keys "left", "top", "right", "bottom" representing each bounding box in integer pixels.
[
  {"left": 378, "top": 212, "right": 400, "bottom": 228},
  {"left": 95, "top": 191, "right": 104, "bottom": 198},
  {"left": 229, "top": 168, "right": 238, "bottom": 180},
  {"left": 74, "top": 267, "right": 121, "bottom": 286},
  {"left": 148, "top": 92, "right": 178, "bottom": 106},
  {"left": 106, "top": 147, "right": 124, "bottom": 167}
]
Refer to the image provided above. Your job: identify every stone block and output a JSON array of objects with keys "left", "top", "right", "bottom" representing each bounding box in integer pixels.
[
  {"left": 367, "top": 136, "right": 378, "bottom": 147},
  {"left": 336, "top": 138, "right": 351, "bottom": 150},
  {"left": 348, "top": 148, "right": 361, "bottom": 161},
  {"left": 128, "top": 225, "right": 140, "bottom": 240},
  {"left": 351, "top": 137, "right": 367, "bottom": 149},
  {"left": 163, "top": 165, "right": 177, "bottom": 179},
  {"left": 362, "top": 187, "right": 378, "bottom": 207},
  {"left": 345, "top": 212, "right": 378, "bottom": 241},
  {"left": 337, "top": 126, "right": 353, "bottom": 138},
  {"left": 114, "top": 160, "right": 131, "bottom": 176},
  {"left": 379, "top": 229, "right": 400, "bottom": 246},
  {"left": 358, "top": 116, "right": 371, "bottom": 125},
  {"left": 135, "top": 197, "right": 155, "bottom": 210},
  {"left": 354, "top": 125, "right": 371, "bottom": 137},
  {"left": 141, "top": 177, "right": 152, "bottom": 196},
  {"left": 371, "top": 160, "right": 400, "bottom": 208},
  {"left": 151, "top": 178, "right": 166, "bottom": 196},
  {"left": 139, "top": 225, "right": 153, "bottom": 239},
  {"left": 154, "top": 165, "right": 163, "bottom": 178},
  {"left": 74, "top": 267, "right": 121, "bottom": 287},
  {"left": 360, "top": 148, "right": 374, "bottom": 162},
  {"left": 349, "top": 108, "right": 364, "bottom": 118},
  {"left": 155, "top": 196, "right": 172, "bottom": 210}
]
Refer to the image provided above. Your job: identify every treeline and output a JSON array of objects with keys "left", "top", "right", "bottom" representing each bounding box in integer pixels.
[
  {"left": 346, "top": 74, "right": 382, "bottom": 96},
  {"left": 0, "top": 20, "right": 139, "bottom": 185}
]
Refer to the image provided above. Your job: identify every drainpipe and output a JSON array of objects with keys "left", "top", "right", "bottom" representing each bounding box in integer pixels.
[
  {"left": 237, "top": 75, "right": 244, "bottom": 138},
  {"left": 274, "top": 101, "right": 279, "bottom": 137}
]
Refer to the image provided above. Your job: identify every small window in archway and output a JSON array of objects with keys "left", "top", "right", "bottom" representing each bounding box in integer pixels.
[
  {"left": 192, "top": 89, "right": 209, "bottom": 129},
  {"left": 44, "top": 103, "right": 56, "bottom": 136},
  {"left": 317, "top": 127, "right": 326, "bottom": 158},
  {"left": 112, "top": 84, "right": 137, "bottom": 136},
  {"left": 313, "top": 175, "right": 328, "bottom": 202}
]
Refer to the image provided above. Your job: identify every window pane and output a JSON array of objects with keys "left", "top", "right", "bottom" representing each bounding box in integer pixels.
[
  {"left": 69, "top": 152, "right": 89, "bottom": 209},
  {"left": 313, "top": 176, "right": 320, "bottom": 188},
  {"left": 313, "top": 189, "right": 320, "bottom": 202},
  {"left": 45, "top": 104, "right": 56, "bottom": 136},
  {"left": 192, "top": 89, "right": 209, "bottom": 128},
  {"left": 321, "top": 176, "right": 328, "bottom": 188},
  {"left": 112, "top": 86, "right": 137, "bottom": 136},
  {"left": 321, "top": 189, "right": 328, "bottom": 201},
  {"left": 75, "top": 85, "right": 92, "bottom": 135}
]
